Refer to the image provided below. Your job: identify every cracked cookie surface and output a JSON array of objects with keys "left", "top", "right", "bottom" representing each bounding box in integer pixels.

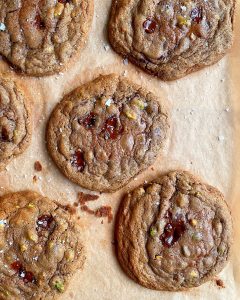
[
  {"left": 109, "top": 0, "right": 235, "bottom": 80},
  {"left": 46, "top": 74, "right": 169, "bottom": 192},
  {"left": 0, "top": 0, "right": 93, "bottom": 76},
  {"left": 116, "top": 171, "right": 232, "bottom": 290},
  {"left": 0, "top": 77, "right": 31, "bottom": 170},
  {"left": 0, "top": 191, "right": 85, "bottom": 299}
]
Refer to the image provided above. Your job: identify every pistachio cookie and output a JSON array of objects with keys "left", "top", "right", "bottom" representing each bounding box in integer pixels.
[
  {"left": 109, "top": 0, "right": 235, "bottom": 80},
  {"left": 0, "top": 191, "right": 85, "bottom": 299},
  {"left": 0, "top": 77, "right": 31, "bottom": 170},
  {"left": 0, "top": 0, "right": 93, "bottom": 76},
  {"left": 116, "top": 171, "right": 232, "bottom": 290},
  {"left": 46, "top": 74, "right": 169, "bottom": 192}
]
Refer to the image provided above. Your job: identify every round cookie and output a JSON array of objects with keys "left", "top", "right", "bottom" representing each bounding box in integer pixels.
[
  {"left": 116, "top": 171, "right": 232, "bottom": 290},
  {"left": 0, "top": 191, "right": 85, "bottom": 299},
  {"left": 109, "top": 0, "right": 235, "bottom": 81},
  {"left": 0, "top": 0, "right": 93, "bottom": 76},
  {"left": 0, "top": 77, "right": 31, "bottom": 170},
  {"left": 46, "top": 74, "right": 169, "bottom": 192}
]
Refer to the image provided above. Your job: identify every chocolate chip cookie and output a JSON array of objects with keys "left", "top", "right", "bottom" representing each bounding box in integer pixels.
[
  {"left": 109, "top": 0, "right": 235, "bottom": 80},
  {"left": 116, "top": 171, "right": 232, "bottom": 290},
  {"left": 0, "top": 77, "right": 31, "bottom": 170},
  {"left": 46, "top": 74, "right": 169, "bottom": 192},
  {"left": 0, "top": 0, "right": 93, "bottom": 76},
  {"left": 0, "top": 191, "right": 85, "bottom": 299}
]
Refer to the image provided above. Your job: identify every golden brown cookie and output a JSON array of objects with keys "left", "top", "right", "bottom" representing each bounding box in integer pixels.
[
  {"left": 0, "top": 77, "right": 31, "bottom": 170},
  {"left": 46, "top": 74, "right": 170, "bottom": 192},
  {"left": 0, "top": 191, "right": 85, "bottom": 299},
  {"left": 0, "top": 0, "right": 93, "bottom": 76},
  {"left": 116, "top": 171, "right": 232, "bottom": 290},
  {"left": 109, "top": 0, "right": 235, "bottom": 80}
]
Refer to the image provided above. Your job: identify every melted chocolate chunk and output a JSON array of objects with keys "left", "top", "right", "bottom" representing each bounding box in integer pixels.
[
  {"left": 102, "top": 115, "right": 123, "bottom": 140},
  {"left": 160, "top": 212, "right": 186, "bottom": 247},
  {"left": 1, "top": 127, "right": 9, "bottom": 141},
  {"left": 80, "top": 112, "right": 97, "bottom": 129},
  {"left": 58, "top": 0, "right": 70, "bottom": 3},
  {"left": 191, "top": 7, "right": 203, "bottom": 24},
  {"left": 11, "top": 261, "right": 36, "bottom": 284},
  {"left": 71, "top": 150, "right": 86, "bottom": 172},
  {"left": 34, "top": 13, "right": 45, "bottom": 30},
  {"left": 37, "top": 215, "right": 54, "bottom": 230},
  {"left": 143, "top": 18, "right": 157, "bottom": 34}
]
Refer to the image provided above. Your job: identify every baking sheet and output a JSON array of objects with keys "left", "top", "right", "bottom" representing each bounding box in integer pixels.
[{"left": 0, "top": 0, "right": 239, "bottom": 299}]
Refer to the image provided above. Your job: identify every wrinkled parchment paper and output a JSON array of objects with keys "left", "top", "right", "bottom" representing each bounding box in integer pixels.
[{"left": 0, "top": 1, "right": 239, "bottom": 299}]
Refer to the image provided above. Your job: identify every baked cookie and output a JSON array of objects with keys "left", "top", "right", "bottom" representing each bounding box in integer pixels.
[
  {"left": 0, "top": 0, "right": 93, "bottom": 76},
  {"left": 0, "top": 77, "right": 31, "bottom": 170},
  {"left": 116, "top": 171, "right": 232, "bottom": 290},
  {"left": 109, "top": 0, "right": 235, "bottom": 81},
  {"left": 46, "top": 74, "right": 169, "bottom": 192},
  {"left": 0, "top": 191, "right": 85, "bottom": 299}
]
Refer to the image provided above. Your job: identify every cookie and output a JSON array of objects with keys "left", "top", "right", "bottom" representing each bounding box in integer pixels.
[
  {"left": 116, "top": 171, "right": 232, "bottom": 290},
  {"left": 109, "top": 0, "right": 235, "bottom": 81},
  {"left": 0, "top": 0, "right": 93, "bottom": 76},
  {"left": 0, "top": 191, "right": 85, "bottom": 299},
  {"left": 46, "top": 74, "right": 169, "bottom": 192},
  {"left": 0, "top": 77, "right": 31, "bottom": 170}
]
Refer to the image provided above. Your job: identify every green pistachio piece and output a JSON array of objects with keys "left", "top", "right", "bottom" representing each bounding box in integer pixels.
[
  {"left": 177, "top": 15, "right": 191, "bottom": 27},
  {"left": 150, "top": 227, "right": 157, "bottom": 237},
  {"left": 54, "top": 281, "right": 64, "bottom": 293}
]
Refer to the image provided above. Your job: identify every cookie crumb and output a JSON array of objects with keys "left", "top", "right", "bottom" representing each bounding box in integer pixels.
[
  {"left": 59, "top": 204, "right": 76, "bottom": 215},
  {"left": 81, "top": 205, "right": 95, "bottom": 215},
  {"left": 95, "top": 206, "right": 113, "bottom": 223},
  {"left": 215, "top": 279, "right": 225, "bottom": 288},
  {"left": 104, "top": 44, "right": 110, "bottom": 51},
  {"left": 217, "top": 135, "right": 225, "bottom": 142},
  {"left": 78, "top": 192, "right": 99, "bottom": 206},
  {"left": 34, "top": 161, "right": 42, "bottom": 172}
]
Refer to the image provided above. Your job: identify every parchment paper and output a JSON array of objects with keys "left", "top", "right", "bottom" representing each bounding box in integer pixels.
[{"left": 0, "top": 1, "right": 239, "bottom": 299}]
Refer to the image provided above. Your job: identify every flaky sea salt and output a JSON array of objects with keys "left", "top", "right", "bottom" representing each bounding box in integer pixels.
[{"left": 0, "top": 23, "right": 6, "bottom": 31}]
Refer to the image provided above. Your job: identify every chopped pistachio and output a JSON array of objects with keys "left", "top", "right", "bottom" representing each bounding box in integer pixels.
[
  {"left": 155, "top": 255, "right": 162, "bottom": 260},
  {"left": 48, "top": 242, "right": 54, "bottom": 249},
  {"left": 65, "top": 249, "right": 75, "bottom": 262},
  {"left": 192, "top": 232, "right": 202, "bottom": 241},
  {"left": 54, "top": 281, "right": 64, "bottom": 293},
  {"left": 45, "top": 46, "right": 54, "bottom": 53},
  {"left": 189, "top": 219, "right": 197, "bottom": 227},
  {"left": 182, "top": 245, "right": 191, "bottom": 257},
  {"left": 132, "top": 98, "right": 146, "bottom": 110},
  {"left": 150, "top": 227, "right": 157, "bottom": 237},
  {"left": 177, "top": 15, "right": 191, "bottom": 27},
  {"left": 195, "top": 191, "right": 202, "bottom": 197},
  {"left": 54, "top": 3, "right": 64, "bottom": 16},
  {"left": 20, "top": 243, "right": 27, "bottom": 252},
  {"left": 125, "top": 110, "right": 137, "bottom": 120},
  {"left": 27, "top": 230, "right": 38, "bottom": 243},
  {"left": 189, "top": 270, "right": 199, "bottom": 279}
]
